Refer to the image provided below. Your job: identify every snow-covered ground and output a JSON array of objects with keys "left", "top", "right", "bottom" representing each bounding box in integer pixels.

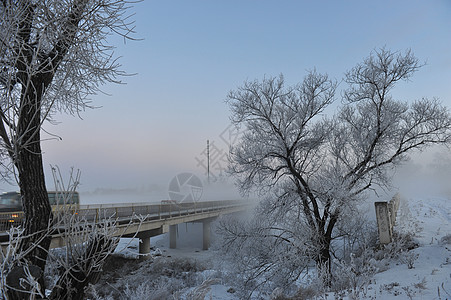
[
  {"left": 89, "top": 195, "right": 450, "bottom": 300},
  {"left": 108, "top": 223, "right": 241, "bottom": 300},
  {"left": 364, "top": 196, "right": 451, "bottom": 300}
]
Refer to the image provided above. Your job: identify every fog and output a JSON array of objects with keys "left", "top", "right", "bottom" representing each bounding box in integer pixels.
[
  {"left": 79, "top": 177, "right": 245, "bottom": 205},
  {"left": 0, "top": 145, "right": 449, "bottom": 207},
  {"left": 392, "top": 145, "right": 451, "bottom": 199}
]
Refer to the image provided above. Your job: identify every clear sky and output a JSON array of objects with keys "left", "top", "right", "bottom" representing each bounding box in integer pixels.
[{"left": 6, "top": 0, "right": 450, "bottom": 195}]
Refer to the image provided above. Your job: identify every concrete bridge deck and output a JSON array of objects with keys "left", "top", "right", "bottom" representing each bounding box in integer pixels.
[{"left": 0, "top": 200, "right": 249, "bottom": 259}]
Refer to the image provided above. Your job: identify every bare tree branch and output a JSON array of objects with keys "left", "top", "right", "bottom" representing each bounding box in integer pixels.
[{"left": 222, "top": 48, "right": 451, "bottom": 290}]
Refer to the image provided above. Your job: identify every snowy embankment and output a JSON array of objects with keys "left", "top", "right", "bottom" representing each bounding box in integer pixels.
[
  {"left": 365, "top": 196, "right": 451, "bottom": 300},
  {"left": 317, "top": 195, "right": 451, "bottom": 300},
  {"left": 87, "top": 196, "right": 450, "bottom": 300}
]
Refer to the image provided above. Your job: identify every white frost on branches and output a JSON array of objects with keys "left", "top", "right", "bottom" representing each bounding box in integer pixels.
[{"left": 220, "top": 48, "right": 451, "bottom": 296}]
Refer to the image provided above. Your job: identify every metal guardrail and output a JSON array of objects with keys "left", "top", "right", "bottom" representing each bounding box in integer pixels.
[
  {"left": 0, "top": 211, "right": 23, "bottom": 231},
  {"left": 0, "top": 200, "right": 248, "bottom": 232}
]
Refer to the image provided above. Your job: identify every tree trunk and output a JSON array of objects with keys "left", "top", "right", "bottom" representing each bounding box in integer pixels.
[
  {"left": 317, "top": 237, "right": 332, "bottom": 271},
  {"left": 6, "top": 78, "right": 53, "bottom": 299},
  {"left": 16, "top": 147, "right": 52, "bottom": 268},
  {"left": 316, "top": 237, "right": 332, "bottom": 287},
  {"left": 17, "top": 77, "right": 53, "bottom": 266}
]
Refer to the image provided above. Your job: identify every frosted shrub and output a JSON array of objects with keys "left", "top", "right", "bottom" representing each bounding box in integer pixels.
[
  {"left": 0, "top": 169, "right": 124, "bottom": 300},
  {"left": 186, "top": 278, "right": 220, "bottom": 300},
  {"left": 399, "top": 250, "right": 419, "bottom": 269},
  {"left": 331, "top": 253, "right": 379, "bottom": 298},
  {"left": 292, "top": 286, "right": 318, "bottom": 300},
  {"left": 124, "top": 283, "right": 158, "bottom": 300},
  {"left": 86, "top": 255, "right": 213, "bottom": 299},
  {"left": 216, "top": 214, "right": 310, "bottom": 298}
]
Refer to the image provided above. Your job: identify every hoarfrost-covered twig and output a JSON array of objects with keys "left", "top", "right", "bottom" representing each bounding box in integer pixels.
[{"left": 221, "top": 48, "right": 451, "bottom": 295}]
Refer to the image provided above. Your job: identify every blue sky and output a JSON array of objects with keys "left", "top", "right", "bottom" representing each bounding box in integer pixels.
[{"left": 14, "top": 0, "right": 450, "bottom": 194}]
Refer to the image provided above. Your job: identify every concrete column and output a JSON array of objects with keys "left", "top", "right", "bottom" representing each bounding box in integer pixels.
[
  {"left": 138, "top": 234, "right": 151, "bottom": 261},
  {"left": 375, "top": 201, "right": 392, "bottom": 244},
  {"left": 169, "top": 224, "right": 177, "bottom": 249},
  {"left": 137, "top": 227, "right": 165, "bottom": 260},
  {"left": 202, "top": 219, "right": 211, "bottom": 250}
]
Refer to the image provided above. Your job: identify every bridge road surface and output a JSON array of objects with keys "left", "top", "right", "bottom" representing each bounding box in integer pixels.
[{"left": 0, "top": 200, "right": 250, "bottom": 260}]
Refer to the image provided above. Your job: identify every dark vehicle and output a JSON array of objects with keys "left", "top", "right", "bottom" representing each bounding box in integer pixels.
[
  {"left": 0, "top": 191, "right": 80, "bottom": 212},
  {"left": 0, "top": 192, "right": 21, "bottom": 213},
  {"left": 0, "top": 191, "right": 80, "bottom": 229}
]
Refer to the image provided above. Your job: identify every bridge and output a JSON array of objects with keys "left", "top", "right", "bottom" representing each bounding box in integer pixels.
[{"left": 0, "top": 200, "right": 249, "bottom": 260}]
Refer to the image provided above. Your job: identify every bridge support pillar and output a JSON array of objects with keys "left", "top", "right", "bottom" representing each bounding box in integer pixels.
[
  {"left": 137, "top": 227, "right": 165, "bottom": 261},
  {"left": 169, "top": 224, "right": 177, "bottom": 249},
  {"left": 203, "top": 219, "right": 212, "bottom": 250},
  {"left": 138, "top": 234, "right": 151, "bottom": 261}
]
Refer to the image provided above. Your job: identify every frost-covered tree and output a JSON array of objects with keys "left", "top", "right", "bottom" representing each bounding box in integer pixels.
[
  {"left": 223, "top": 49, "right": 451, "bottom": 288},
  {"left": 0, "top": 0, "right": 137, "bottom": 297}
]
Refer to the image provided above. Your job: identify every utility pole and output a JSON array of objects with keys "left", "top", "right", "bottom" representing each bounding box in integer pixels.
[{"left": 207, "top": 140, "right": 210, "bottom": 184}]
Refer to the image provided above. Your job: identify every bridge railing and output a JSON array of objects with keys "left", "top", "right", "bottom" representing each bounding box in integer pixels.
[
  {"left": 0, "top": 211, "right": 24, "bottom": 231},
  {"left": 0, "top": 200, "right": 248, "bottom": 231}
]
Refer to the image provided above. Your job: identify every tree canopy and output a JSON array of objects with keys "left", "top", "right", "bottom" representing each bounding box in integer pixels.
[{"left": 222, "top": 48, "right": 451, "bottom": 294}]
